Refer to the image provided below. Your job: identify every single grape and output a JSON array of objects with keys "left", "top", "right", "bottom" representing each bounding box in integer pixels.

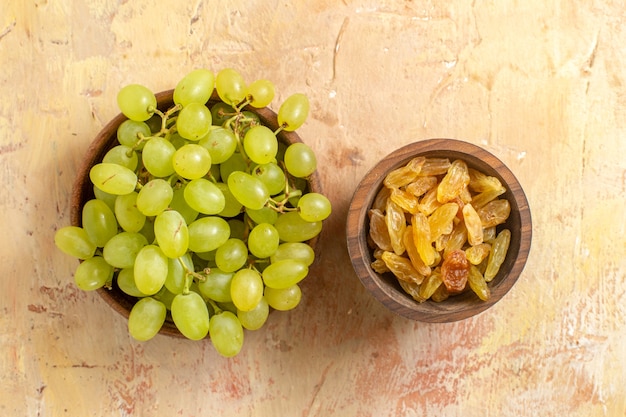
[
  {"left": 102, "top": 231, "right": 148, "bottom": 269},
  {"left": 198, "top": 127, "right": 238, "bottom": 164},
  {"left": 183, "top": 178, "right": 225, "bottom": 215},
  {"left": 169, "top": 185, "right": 199, "bottom": 225},
  {"left": 264, "top": 284, "right": 302, "bottom": 311},
  {"left": 54, "top": 226, "right": 96, "bottom": 260},
  {"left": 117, "top": 84, "right": 157, "bottom": 122},
  {"left": 176, "top": 102, "right": 212, "bottom": 141},
  {"left": 237, "top": 297, "right": 269, "bottom": 330},
  {"left": 134, "top": 244, "right": 169, "bottom": 295},
  {"left": 188, "top": 216, "right": 231, "bottom": 253},
  {"left": 274, "top": 211, "right": 322, "bottom": 242},
  {"left": 243, "top": 125, "right": 278, "bottom": 165},
  {"left": 171, "top": 291, "right": 210, "bottom": 340},
  {"left": 215, "top": 238, "right": 248, "bottom": 273},
  {"left": 81, "top": 199, "right": 118, "bottom": 247},
  {"left": 136, "top": 178, "right": 174, "bottom": 216},
  {"left": 73, "top": 256, "right": 114, "bottom": 291},
  {"left": 141, "top": 137, "right": 176, "bottom": 178},
  {"left": 117, "top": 119, "right": 151, "bottom": 149},
  {"left": 247, "top": 79, "right": 275, "bottom": 108},
  {"left": 102, "top": 145, "right": 138, "bottom": 171},
  {"left": 172, "top": 143, "right": 212, "bottom": 179},
  {"left": 284, "top": 143, "right": 317, "bottom": 178},
  {"left": 247, "top": 223, "right": 279, "bottom": 259},
  {"left": 245, "top": 206, "right": 278, "bottom": 225},
  {"left": 251, "top": 162, "right": 286, "bottom": 196},
  {"left": 93, "top": 185, "right": 117, "bottom": 212},
  {"left": 219, "top": 152, "right": 247, "bottom": 182},
  {"left": 173, "top": 68, "right": 215, "bottom": 106},
  {"left": 154, "top": 210, "right": 189, "bottom": 259},
  {"left": 230, "top": 268, "right": 264, "bottom": 312},
  {"left": 262, "top": 259, "right": 308, "bottom": 289},
  {"left": 216, "top": 182, "right": 243, "bottom": 217},
  {"left": 197, "top": 268, "right": 234, "bottom": 303},
  {"left": 209, "top": 311, "right": 244, "bottom": 357},
  {"left": 277, "top": 93, "right": 309, "bottom": 131},
  {"left": 165, "top": 253, "right": 193, "bottom": 295},
  {"left": 128, "top": 297, "right": 167, "bottom": 341},
  {"left": 169, "top": 132, "right": 188, "bottom": 149},
  {"left": 210, "top": 101, "right": 235, "bottom": 126},
  {"left": 215, "top": 68, "right": 247, "bottom": 107},
  {"left": 270, "top": 242, "right": 315, "bottom": 266},
  {"left": 116, "top": 268, "right": 148, "bottom": 297},
  {"left": 89, "top": 163, "right": 137, "bottom": 195},
  {"left": 297, "top": 192, "right": 332, "bottom": 222},
  {"left": 153, "top": 286, "right": 177, "bottom": 310},
  {"left": 227, "top": 171, "right": 270, "bottom": 211}
]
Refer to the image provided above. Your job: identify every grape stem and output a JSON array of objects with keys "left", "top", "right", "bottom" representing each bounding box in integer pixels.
[{"left": 207, "top": 299, "right": 222, "bottom": 314}]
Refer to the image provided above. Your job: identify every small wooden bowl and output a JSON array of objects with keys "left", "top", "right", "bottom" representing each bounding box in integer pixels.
[
  {"left": 346, "top": 139, "right": 532, "bottom": 323},
  {"left": 70, "top": 90, "right": 322, "bottom": 338}
]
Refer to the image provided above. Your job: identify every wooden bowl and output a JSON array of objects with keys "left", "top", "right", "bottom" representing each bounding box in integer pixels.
[
  {"left": 70, "top": 89, "right": 322, "bottom": 338},
  {"left": 346, "top": 139, "right": 532, "bottom": 322}
]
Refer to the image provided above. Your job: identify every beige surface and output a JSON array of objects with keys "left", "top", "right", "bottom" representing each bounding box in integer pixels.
[{"left": 2, "top": 1, "right": 625, "bottom": 416}]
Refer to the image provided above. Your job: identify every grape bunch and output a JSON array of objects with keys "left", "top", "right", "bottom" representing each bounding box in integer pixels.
[{"left": 55, "top": 68, "right": 331, "bottom": 357}]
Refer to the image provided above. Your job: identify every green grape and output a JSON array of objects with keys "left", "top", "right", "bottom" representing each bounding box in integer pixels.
[
  {"left": 209, "top": 162, "right": 221, "bottom": 182},
  {"left": 216, "top": 182, "right": 243, "bottom": 217},
  {"left": 237, "top": 297, "right": 269, "bottom": 330},
  {"left": 141, "top": 137, "right": 176, "bottom": 178},
  {"left": 210, "top": 102, "right": 235, "bottom": 126},
  {"left": 264, "top": 284, "right": 302, "bottom": 311},
  {"left": 251, "top": 162, "right": 286, "bottom": 196},
  {"left": 171, "top": 291, "right": 210, "bottom": 340},
  {"left": 115, "top": 191, "right": 146, "bottom": 232},
  {"left": 197, "top": 268, "right": 234, "bottom": 303},
  {"left": 102, "top": 145, "right": 138, "bottom": 171},
  {"left": 89, "top": 162, "right": 137, "bottom": 195},
  {"left": 262, "top": 259, "right": 308, "bottom": 289},
  {"left": 215, "top": 238, "right": 248, "bottom": 273},
  {"left": 215, "top": 68, "right": 247, "bottom": 107},
  {"left": 54, "top": 226, "right": 96, "bottom": 260},
  {"left": 227, "top": 219, "right": 246, "bottom": 240},
  {"left": 134, "top": 244, "right": 168, "bottom": 295},
  {"left": 93, "top": 185, "right": 117, "bottom": 212},
  {"left": 274, "top": 211, "right": 322, "bottom": 242},
  {"left": 209, "top": 311, "right": 244, "bottom": 357},
  {"left": 198, "top": 127, "right": 238, "bottom": 164},
  {"left": 102, "top": 231, "right": 148, "bottom": 268},
  {"left": 284, "top": 143, "right": 317, "bottom": 178},
  {"left": 173, "top": 68, "right": 215, "bottom": 106},
  {"left": 230, "top": 269, "right": 264, "bottom": 312},
  {"left": 154, "top": 210, "right": 189, "bottom": 259},
  {"left": 243, "top": 125, "right": 278, "bottom": 165},
  {"left": 270, "top": 242, "right": 315, "bottom": 266},
  {"left": 74, "top": 256, "right": 113, "bottom": 291},
  {"left": 153, "top": 286, "right": 177, "bottom": 310},
  {"left": 247, "top": 79, "right": 275, "bottom": 108},
  {"left": 219, "top": 152, "right": 247, "bottom": 182},
  {"left": 188, "top": 216, "right": 231, "bottom": 253},
  {"left": 116, "top": 268, "right": 148, "bottom": 297},
  {"left": 183, "top": 178, "right": 225, "bottom": 215},
  {"left": 169, "top": 132, "right": 188, "bottom": 149},
  {"left": 247, "top": 223, "right": 279, "bottom": 259},
  {"left": 177, "top": 102, "right": 212, "bottom": 141},
  {"left": 165, "top": 253, "right": 193, "bottom": 295},
  {"left": 128, "top": 297, "right": 167, "bottom": 341},
  {"left": 139, "top": 218, "right": 155, "bottom": 244},
  {"left": 245, "top": 206, "right": 278, "bottom": 225},
  {"left": 117, "top": 119, "right": 151, "bottom": 150},
  {"left": 81, "top": 199, "right": 118, "bottom": 247},
  {"left": 297, "top": 192, "right": 332, "bottom": 222},
  {"left": 172, "top": 143, "right": 212, "bottom": 180},
  {"left": 136, "top": 179, "right": 174, "bottom": 216},
  {"left": 117, "top": 84, "right": 157, "bottom": 122},
  {"left": 169, "top": 185, "right": 199, "bottom": 225},
  {"left": 145, "top": 113, "right": 163, "bottom": 134},
  {"left": 277, "top": 93, "right": 309, "bottom": 131},
  {"left": 227, "top": 171, "right": 270, "bottom": 211}
]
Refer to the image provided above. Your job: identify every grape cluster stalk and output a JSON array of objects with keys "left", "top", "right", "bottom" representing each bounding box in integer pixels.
[{"left": 55, "top": 68, "right": 332, "bottom": 357}]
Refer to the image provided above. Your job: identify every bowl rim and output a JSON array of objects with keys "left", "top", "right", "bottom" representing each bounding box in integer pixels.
[
  {"left": 346, "top": 138, "right": 532, "bottom": 322},
  {"left": 70, "top": 89, "right": 322, "bottom": 338}
]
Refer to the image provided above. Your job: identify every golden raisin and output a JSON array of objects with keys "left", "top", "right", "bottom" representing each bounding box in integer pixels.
[
  {"left": 437, "top": 159, "right": 470, "bottom": 203},
  {"left": 462, "top": 203, "right": 483, "bottom": 246},
  {"left": 477, "top": 199, "right": 511, "bottom": 228},
  {"left": 385, "top": 199, "right": 407, "bottom": 255},
  {"left": 406, "top": 176, "right": 437, "bottom": 198},
  {"left": 465, "top": 242, "right": 491, "bottom": 265},
  {"left": 368, "top": 209, "right": 393, "bottom": 252},
  {"left": 428, "top": 202, "right": 459, "bottom": 242},
  {"left": 402, "top": 227, "right": 432, "bottom": 276},
  {"left": 383, "top": 156, "right": 425, "bottom": 189},
  {"left": 390, "top": 187, "right": 420, "bottom": 214},
  {"left": 467, "top": 265, "right": 490, "bottom": 301},
  {"left": 484, "top": 229, "right": 511, "bottom": 282},
  {"left": 411, "top": 212, "right": 436, "bottom": 266},
  {"left": 381, "top": 251, "right": 425, "bottom": 284}
]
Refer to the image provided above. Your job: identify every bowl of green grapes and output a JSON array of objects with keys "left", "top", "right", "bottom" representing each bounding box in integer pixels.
[{"left": 54, "top": 69, "right": 331, "bottom": 357}]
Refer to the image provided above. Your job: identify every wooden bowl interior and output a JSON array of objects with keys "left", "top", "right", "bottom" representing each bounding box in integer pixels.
[
  {"left": 70, "top": 90, "right": 321, "bottom": 338},
  {"left": 346, "top": 139, "right": 532, "bottom": 323}
]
